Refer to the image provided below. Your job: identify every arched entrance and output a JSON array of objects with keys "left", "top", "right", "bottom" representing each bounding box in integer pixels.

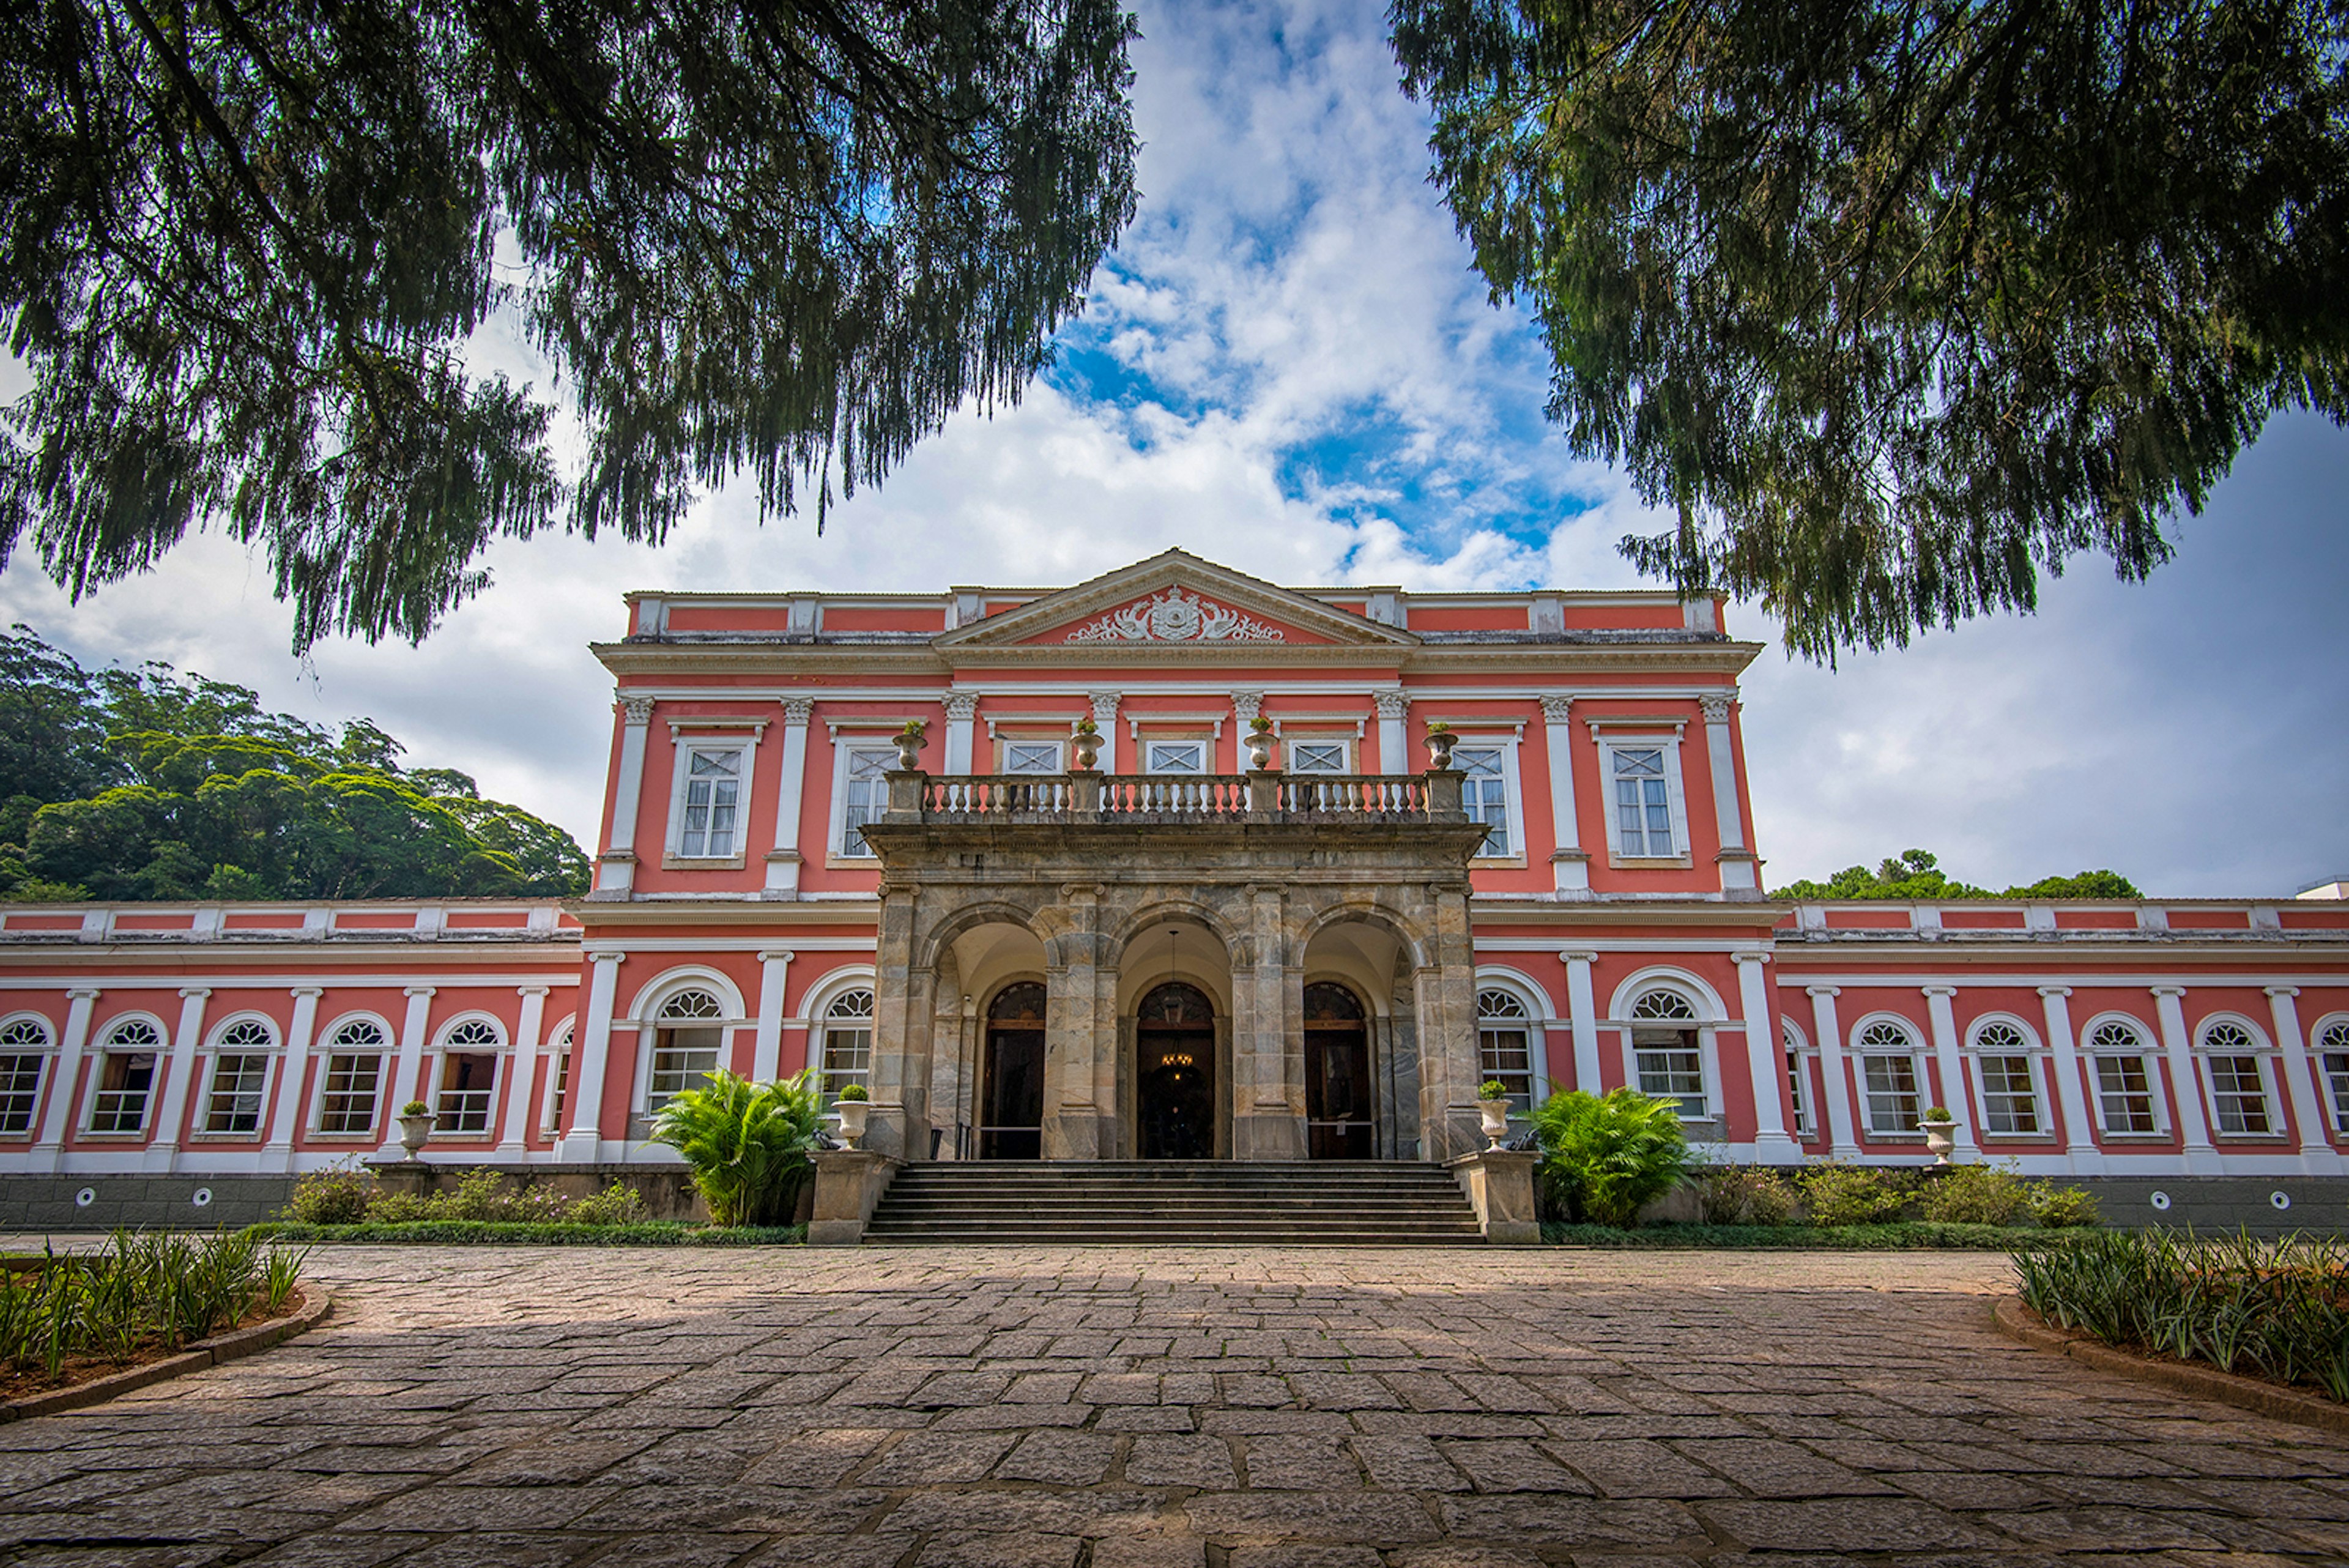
[
  {"left": 980, "top": 982, "right": 1046, "bottom": 1159},
  {"left": 1304, "top": 982, "right": 1375, "bottom": 1159},
  {"left": 1137, "top": 981, "right": 1216, "bottom": 1159}
]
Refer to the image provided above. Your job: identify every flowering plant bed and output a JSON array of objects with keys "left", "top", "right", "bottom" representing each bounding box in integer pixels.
[
  {"left": 245, "top": 1220, "right": 805, "bottom": 1246},
  {"left": 1545, "top": 1220, "right": 2106, "bottom": 1250}
]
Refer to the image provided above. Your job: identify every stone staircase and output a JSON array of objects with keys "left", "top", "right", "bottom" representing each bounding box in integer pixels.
[{"left": 861, "top": 1161, "right": 1489, "bottom": 1246}]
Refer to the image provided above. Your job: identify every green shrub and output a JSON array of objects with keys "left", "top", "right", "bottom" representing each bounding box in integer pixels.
[
  {"left": 1691, "top": 1164, "right": 1798, "bottom": 1225},
  {"left": 1915, "top": 1164, "right": 2031, "bottom": 1225},
  {"left": 0, "top": 1230, "right": 305, "bottom": 1383},
  {"left": 649, "top": 1068, "right": 824, "bottom": 1227},
  {"left": 1796, "top": 1162, "right": 1910, "bottom": 1227},
  {"left": 2028, "top": 1181, "right": 2101, "bottom": 1228},
  {"left": 284, "top": 1163, "right": 376, "bottom": 1225},
  {"left": 566, "top": 1182, "right": 651, "bottom": 1226},
  {"left": 1531, "top": 1088, "right": 1690, "bottom": 1227}
]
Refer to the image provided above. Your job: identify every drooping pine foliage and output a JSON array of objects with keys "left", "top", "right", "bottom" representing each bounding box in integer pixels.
[
  {"left": 1392, "top": 0, "right": 2349, "bottom": 658},
  {"left": 1774, "top": 849, "right": 2140, "bottom": 900},
  {"left": 0, "top": 1, "right": 1138, "bottom": 651},
  {"left": 0, "top": 625, "right": 587, "bottom": 901}
]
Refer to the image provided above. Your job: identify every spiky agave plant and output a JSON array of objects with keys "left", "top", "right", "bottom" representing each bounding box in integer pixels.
[
  {"left": 1531, "top": 1088, "right": 1691, "bottom": 1227},
  {"left": 648, "top": 1068, "right": 824, "bottom": 1228}
]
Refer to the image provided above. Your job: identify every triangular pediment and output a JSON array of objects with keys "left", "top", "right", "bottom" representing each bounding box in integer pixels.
[{"left": 935, "top": 551, "right": 1418, "bottom": 652}]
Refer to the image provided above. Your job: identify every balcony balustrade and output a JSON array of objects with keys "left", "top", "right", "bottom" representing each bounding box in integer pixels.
[{"left": 889, "top": 771, "right": 1464, "bottom": 825}]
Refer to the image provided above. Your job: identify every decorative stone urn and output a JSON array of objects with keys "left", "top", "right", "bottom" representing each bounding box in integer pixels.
[
  {"left": 1477, "top": 1098, "right": 1512, "bottom": 1151},
  {"left": 836, "top": 1098, "right": 870, "bottom": 1147},
  {"left": 1424, "top": 725, "right": 1457, "bottom": 770},
  {"left": 1920, "top": 1111, "right": 1958, "bottom": 1165},
  {"left": 1072, "top": 726, "right": 1102, "bottom": 771},
  {"left": 892, "top": 723, "right": 926, "bottom": 771},
  {"left": 396, "top": 1108, "right": 436, "bottom": 1161},
  {"left": 1245, "top": 721, "right": 1275, "bottom": 771}
]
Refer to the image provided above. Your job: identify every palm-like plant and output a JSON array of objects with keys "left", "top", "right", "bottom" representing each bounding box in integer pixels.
[
  {"left": 1531, "top": 1088, "right": 1691, "bottom": 1227},
  {"left": 647, "top": 1068, "right": 824, "bottom": 1227}
]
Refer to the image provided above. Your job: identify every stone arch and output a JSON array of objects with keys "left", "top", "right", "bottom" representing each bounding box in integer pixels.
[
  {"left": 1294, "top": 898, "right": 1434, "bottom": 971},
  {"left": 913, "top": 899, "right": 1047, "bottom": 973}
]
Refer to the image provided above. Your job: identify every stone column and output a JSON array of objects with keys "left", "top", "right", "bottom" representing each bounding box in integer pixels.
[
  {"left": 1233, "top": 885, "right": 1304, "bottom": 1159},
  {"left": 866, "top": 880, "right": 920, "bottom": 1159},
  {"left": 1559, "top": 951, "right": 1603, "bottom": 1091},
  {"left": 31, "top": 987, "right": 100, "bottom": 1172},
  {"left": 1416, "top": 887, "right": 1482, "bottom": 1161},
  {"left": 1540, "top": 696, "right": 1590, "bottom": 895},
  {"left": 1920, "top": 985, "right": 1978, "bottom": 1159},
  {"left": 1699, "top": 691, "right": 1760, "bottom": 895},
  {"left": 144, "top": 987, "right": 212, "bottom": 1172},
  {"left": 497, "top": 986, "right": 548, "bottom": 1156},
  {"left": 560, "top": 953, "right": 625, "bottom": 1161},
  {"left": 2037, "top": 987, "right": 2102, "bottom": 1173},
  {"left": 765, "top": 697, "right": 813, "bottom": 894},
  {"left": 2151, "top": 984, "right": 2221, "bottom": 1173},
  {"left": 1042, "top": 885, "right": 1110, "bottom": 1159},
  {"left": 1734, "top": 953, "right": 1798, "bottom": 1159},
  {"left": 598, "top": 693, "right": 656, "bottom": 894},
  {"left": 752, "top": 949, "right": 794, "bottom": 1082},
  {"left": 262, "top": 986, "right": 322, "bottom": 1173},
  {"left": 1090, "top": 692, "right": 1122, "bottom": 775},
  {"left": 1373, "top": 689, "right": 1409, "bottom": 774},
  {"left": 378, "top": 987, "right": 436, "bottom": 1159},
  {"left": 2268, "top": 986, "right": 2337, "bottom": 1169},
  {"left": 1808, "top": 986, "right": 1860, "bottom": 1157}
]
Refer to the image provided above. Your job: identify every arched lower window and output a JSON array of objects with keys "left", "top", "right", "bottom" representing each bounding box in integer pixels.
[
  {"left": 2086, "top": 1019, "right": 2159, "bottom": 1134},
  {"left": 649, "top": 989, "right": 725, "bottom": 1112},
  {"left": 1475, "top": 990, "right": 1534, "bottom": 1109},
  {"left": 204, "top": 1019, "right": 276, "bottom": 1134},
  {"left": 819, "top": 989, "right": 875, "bottom": 1103},
  {"left": 2320, "top": 1020, "right": 2349, "bottom": 1134},
  {"left": 2199, "top": 1019, "right": 2271, "bottom": 1134},
  {"left": 90, "top": 1018, "right": 163, "bottom": 1134},
  {"left": 1855, "top": 1019, "right": 1922, "bottom": 1134},
  {"left": 1972, "top": 1020, "right": 2041, "bottom": 1134},
  {"left": 545, "top": 1022, "right": 576, "bottom": 1132},
  {"left": 1630, "top": 989, "right": 1703, "bottom": 1117},
  {"left": 319, "top": 1019, "right": 389, "bottom": 1135},
  {"left": 436, "top": 1019, "right": 503, "bottom": 1134},
  {"left": 0, "top": 1017, "right": 52, "bottom": 1137},
  {"left": 1781, "top": 1020, "right": 1812, "bottom": 1137}
]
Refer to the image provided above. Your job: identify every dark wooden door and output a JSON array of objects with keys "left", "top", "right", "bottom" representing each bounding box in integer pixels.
[
  {"left": 1304, "top": 982, "right": 1375, "bottom": 1159},
  {"left": 981, "top": 982, "right": 1046, "bottom": 1159},
  {"left": 1137, "top": 981, "right": 1215, "bottom": 1159}
]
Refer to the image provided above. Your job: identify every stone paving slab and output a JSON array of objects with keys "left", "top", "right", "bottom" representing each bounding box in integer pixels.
[{"left": 0, "top": 1243, "right": 2345, "bottom": 1564}]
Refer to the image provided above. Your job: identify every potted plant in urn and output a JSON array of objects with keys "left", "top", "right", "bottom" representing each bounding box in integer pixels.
[
  {"left": 397, "top": 1099, "right": 436, "bottom": 1161},
  {"left": 1245, "top": 715, "right": 1276, "bottom": 771},
  {"left": 892, "top": 719, "right": 927, "bottom": 771},
  {"left": 1072, "top": 716, "right": 1102, "bottom": 771},
  {"left": 1477, "top": 1080, "right": 1513, "bottom": 1149},
  {"left": 1918, "top": 1105, "right": 1958, "bottom": 1165},
  {"left": 1423, "top": 720, "right": 1457, "bottom": 770},
  {"left": 834, "top": 1082, "right": 871, "bottom": 1146}
]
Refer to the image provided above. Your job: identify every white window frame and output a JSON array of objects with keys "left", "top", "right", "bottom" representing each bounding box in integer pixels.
[
  {"left": 1144, "top": 738, "right": 1209, "bottom": 775},
  {"left": 83, "top": 1014, "right": 168, "bottom": 1137},
  {"left": 196, "top": 1014, "right": 280, "bottom": 1139},
  {"left": 1471, "top": 970, "right": 1554, "bottom": 1113},
  {"left": 1966, "top": 1015, "right": 2052, "bottom": 1138},
  {"left": 1850, "top": 1014, "right": 1927, "bottom": 1136},
  {"left": 1595, "top": 732, "right": 1693, "bottom": 865},
  {"left": 427, "top": 1014, "right": 508, "bottom": 1138},
  {"left": 2197, "top": 1014, "right": 2284, "bottom": 1139},
  {"left": 814, "top": 984, "right": 877, "bottom": 1110},
  {"left": 1000, "top": 739, "right": 1066, "bottom": 775},
  {"left": 2081, "top": 1014, "right": 2167, "bottom": 1137},
  {"left": 1781, "top": 1018, "right": 1817, "bottom": 1139},
  {"left": 829, "top": 738, "right": 900, "bottom": 860},
  {"left": 1285, "top": 736, "right": 1351, "bottom": 775},
  {"left": 628, "top": 974, "right": 746, "bottom": 1120},
  {"left": 1447, "top": 732, "right": 1526, "bottom": 862},
  {"left": 2317, "top": 1014, "right": 2349, "bottom": 1135},
  {"left": 310, "top": 1014, "right": 396, "bottom": 1139},
  {"left": 0, "top": 1013, "right": 56, "bottom": 1140},
  {"left": 541, "top": 1017, "right": 576, "bottom": 1134},
  {"left": 1608, "top": 972, "right": 1724, "bottom": 1121},
  {"left": 664, "top": 735, "right": 755, "bottom": 866}
]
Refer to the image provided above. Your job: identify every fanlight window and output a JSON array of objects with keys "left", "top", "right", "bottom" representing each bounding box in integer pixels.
[
  {"left": 1631, "top": 990, "right": 1698, "bottom": 1021},
  {"left": 442, "top": 1019, "right": 502, "bottom": 1048},
  {"left": 660, "top": 990, "right": 724, "bottom": 1020},
  {"left": 820, "top": 989, "right": 875, "bottom": 1102},
  {"left": 0, "top": 1017, "right": 50, "bottom": 1136},
  {"left": 1476, "top": 989, "right": 1534, "bottom": 1107}
]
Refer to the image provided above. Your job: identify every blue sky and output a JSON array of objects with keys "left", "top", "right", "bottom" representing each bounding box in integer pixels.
[{"left": 4, "top": 0, "right": 2344, "bottom": 897}]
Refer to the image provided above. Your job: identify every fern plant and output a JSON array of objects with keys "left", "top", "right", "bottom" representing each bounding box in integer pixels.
[
  {"left": 1530, "top": 1088, "right": 1690, "bottom": 1227},
  {"left": 648, "top": 1068, "right": 824, "bottom": 1227}
]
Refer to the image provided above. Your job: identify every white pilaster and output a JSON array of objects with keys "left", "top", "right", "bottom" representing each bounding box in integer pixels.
[
  {"left": 2036, "top": 987, "right": 2102, "bottom": 1173},
  {"left": 31, "top": 987, "right": 100, "bottom": 1172},
  {"left": 378, "top": 987, "right": 436, "bottom": 1159},
  {"left": 561, "top": 953, "right": 625, "bottom": 1161},
  {"left": 1920, "top": 986, "right": 1979, "bottom": 1159},
  {"left": 144, "top": 987, "right": 211, "bottom": 1172},
  {"left": 942, "top": 692, "right": 978, "bottom": 775},
  {"left": 2268, "top": 986, "right": 2336, "bottom": 1169},
  {"left": 262, "top": 987, "right": 322, "bottom": 1172},
  {"left": 1090, "top": 692, "right": 1121, "bottom": 774},
  {"left": 1540, "top": 696, "right": 1589, "bottom": 896},
  {"left": 1734, "top": 953, "right": 1797, "bottom": 1158},
  {"left": 1374, "top": 689, "right": 1409, "bottom": 775},
  {"left": 598, "top": 693, "right": 656, "bottom": 893},
  {"left": 1809, "top": 986, "right": 1860, "bottom": 1157},
  {"left": 1559, "top": 951, "right": 1602, "bottom": 1091},
  {"left": 765, "top": 697, "right": 814, "bottom": 893},
  {"left": 754, "top": 949, "right": 795, "bottom": 1082},
  {"left": 1699, "top": 691, "right": 1757, "bottom": 894},
  {"left": 2151, "top": 984, "right": 2220, "bottom": 1172},
  {"left": 497, "top": 986, "right": 549, "bottom": 1156}
]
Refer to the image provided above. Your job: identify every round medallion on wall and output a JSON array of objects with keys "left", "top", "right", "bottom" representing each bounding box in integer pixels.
[
  {"left": 2149, "top": 1190, "right": 2172, "bottom": 1212},
  {"left": 191, "top": 1187, "right": 214, "bottom": 1209},
  {"left": 2271, "top": 1190, "right": 2293, "bottom": 1211},
  {"left": 73, "top": 1186, "right": 96, "bottom": 1208}
]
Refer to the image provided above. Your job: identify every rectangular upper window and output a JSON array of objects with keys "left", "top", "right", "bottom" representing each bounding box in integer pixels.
[
  {"left": 1146, "top": 740, "right": 1206, "bottom": 774},
  {"left": 1288, "top": 739, "right": 1348, "bottom": 774},
  {"left": 1003, "top": 741, "right": 1063, "bottom": 774},
  {"left": 1454, "top": 744, "right": 1512, "bottom": 856},
  {"left": 677, "top": 746, "right": 743, "bottom": 858},
  {"left": 1612, "top": 747, "right": 1675, "bottom": 857},
  {"left": 839, "top": 744, "right": 895, "bottom": 857}
]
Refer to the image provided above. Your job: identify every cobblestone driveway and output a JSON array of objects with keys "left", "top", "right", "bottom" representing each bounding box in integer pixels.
[{"left": 4, "top": 1244, "right": 2347, "bottom": 1566}]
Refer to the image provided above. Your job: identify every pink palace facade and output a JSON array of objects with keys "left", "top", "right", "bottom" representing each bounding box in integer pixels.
[{"left": 3, "top": 552, "right": 2348, "bottom": 1222}]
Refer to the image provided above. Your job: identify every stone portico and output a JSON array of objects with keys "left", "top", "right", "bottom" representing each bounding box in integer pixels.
[{"left": 856, "top": 767, "right": 1491, "bottom": 1165}]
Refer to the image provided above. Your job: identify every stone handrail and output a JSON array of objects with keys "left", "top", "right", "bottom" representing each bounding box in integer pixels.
[
  {"left": 1276, "top": 774, "right": 1430, "bottom": 817},
  {"left": 897, "top": 771, "right": 1461, "bottom": 825}
]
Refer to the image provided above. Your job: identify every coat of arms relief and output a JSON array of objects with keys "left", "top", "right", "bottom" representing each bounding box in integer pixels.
[{"left": 1064, "top": 586, "right": 1287, "bottom": 644}]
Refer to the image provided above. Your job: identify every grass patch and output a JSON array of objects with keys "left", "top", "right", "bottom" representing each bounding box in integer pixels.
[
  {"left": 1545, "top": 1220, "right": 2102, "bottom": 1249},
  {"left": 242, "top": 1219, "right": 804, "bottom": 1246}
]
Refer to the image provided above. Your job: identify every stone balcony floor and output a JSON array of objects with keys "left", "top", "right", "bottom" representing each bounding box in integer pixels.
[{"left": 0, "top": 1242, "right": 2342, "bottom": 1565}]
